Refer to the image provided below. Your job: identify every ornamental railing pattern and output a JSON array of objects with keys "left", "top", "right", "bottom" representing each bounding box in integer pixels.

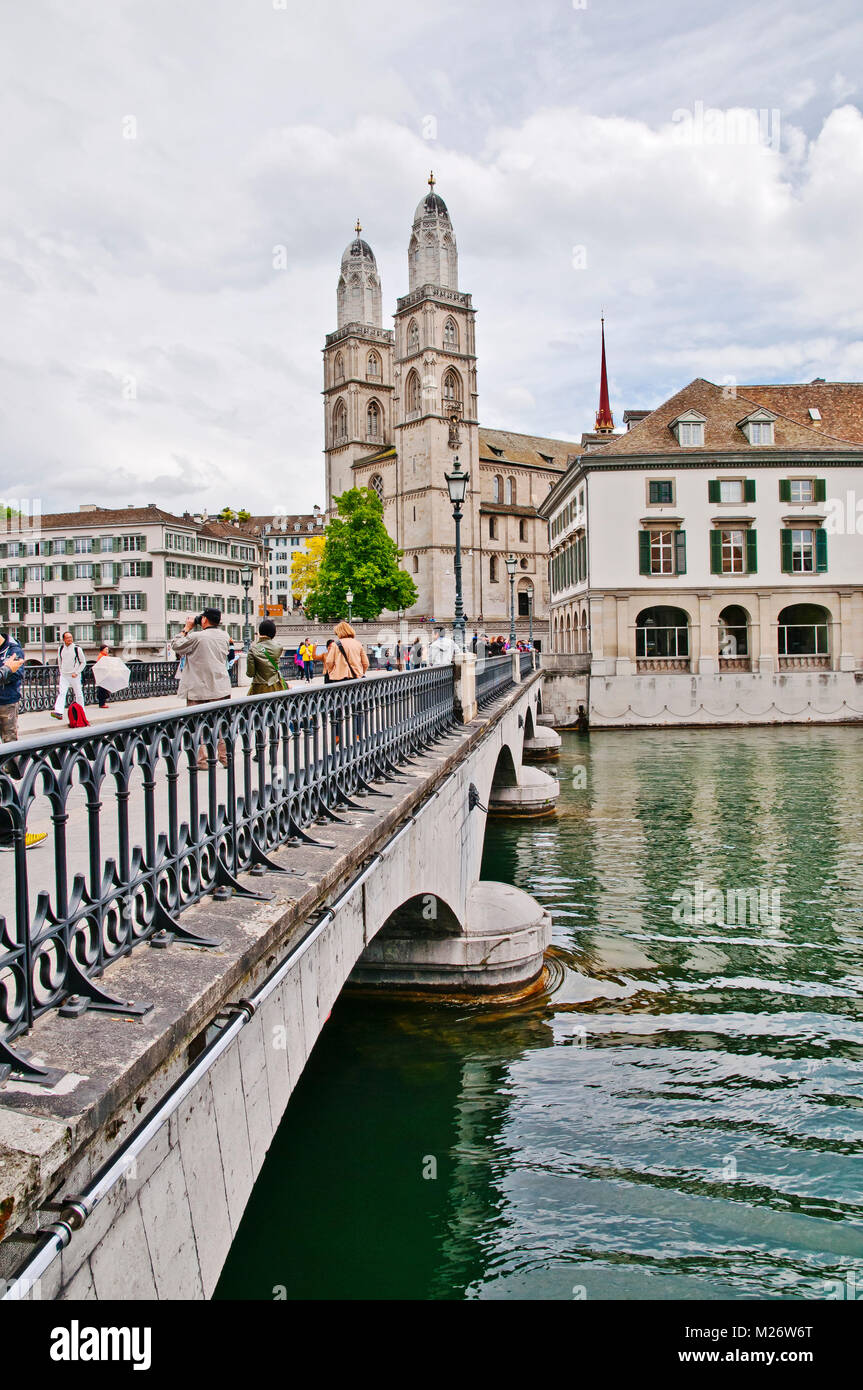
[
  {"left": 476, "top": 654, "right": 514, "bottom": 708},
  {"left": 0, "top": 666, "right": 456, "bottom": 1078},
  {"left": 19, "top": 660, "right": 239, "bottom": 713}
]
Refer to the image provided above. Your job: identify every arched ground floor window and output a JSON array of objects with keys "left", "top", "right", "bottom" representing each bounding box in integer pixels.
[
  {"left": 718, "top": 604, "right": 751, "bottom": 669},
  {"left": 635, "top": 605, "right": 690, "bottom": 670},
  {"left": 778, "top": 603, "right": 831, "bottom": 668}
]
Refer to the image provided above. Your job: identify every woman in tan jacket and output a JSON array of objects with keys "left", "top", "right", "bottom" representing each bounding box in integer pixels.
[{"left": 322, "top": 622, "right": 369, "bottom": 682}]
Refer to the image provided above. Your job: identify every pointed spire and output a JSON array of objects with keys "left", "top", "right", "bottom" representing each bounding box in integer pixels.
[{"left": 595, "top": 317, "right": 614, "bottom": 434}]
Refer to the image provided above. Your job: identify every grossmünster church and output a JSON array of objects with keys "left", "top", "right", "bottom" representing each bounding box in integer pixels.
[{"left": 322, "top": 176, "right": 581, "bottom": 634}]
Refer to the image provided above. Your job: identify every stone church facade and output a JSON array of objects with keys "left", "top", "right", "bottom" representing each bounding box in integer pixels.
[{"left": 322, "top": 180, "right": 579, "bottom": 634}]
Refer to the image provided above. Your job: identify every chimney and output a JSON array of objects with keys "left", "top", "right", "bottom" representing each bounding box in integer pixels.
[{"left": 79, "top": 503, "right": 100, "bottom": 511}]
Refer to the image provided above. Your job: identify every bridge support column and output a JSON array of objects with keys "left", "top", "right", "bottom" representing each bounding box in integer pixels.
[
  {"left": 488, "top": 765, "right": 559, "bottom": 817},
  {"left": 350, "top": 881, "right": 551, "bottom": 996},
  {"left": 523, "top": 726, "right": 562, "bottom": 760},
  {"left": 453, "top": 651, "right": 477, "bottom": 722}
]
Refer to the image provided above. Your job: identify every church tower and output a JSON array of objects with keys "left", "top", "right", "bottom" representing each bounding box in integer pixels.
[
  {"left": 323, "top": 222, "right": 394, "bottom": 515},
  {"left": 391, "top": 175, "right": 481, "bottom": 621}
]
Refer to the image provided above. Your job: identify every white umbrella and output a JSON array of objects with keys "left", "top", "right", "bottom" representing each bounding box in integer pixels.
[{"left": 93, "top": 656, "right": 131, "bottom": 693}]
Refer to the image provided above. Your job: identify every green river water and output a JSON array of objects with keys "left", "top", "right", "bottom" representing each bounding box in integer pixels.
[{"left": 216, "top": 726, "right": 863, "bottom": 1301}]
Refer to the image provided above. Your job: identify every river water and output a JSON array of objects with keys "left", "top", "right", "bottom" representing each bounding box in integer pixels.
[{"left": 216, "top": 727, "right": 863, "bottom": 1301}]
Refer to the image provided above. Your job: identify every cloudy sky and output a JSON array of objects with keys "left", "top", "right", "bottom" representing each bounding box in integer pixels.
[{"left": 2, "top": 0, "right": 861, "bottom": 517}]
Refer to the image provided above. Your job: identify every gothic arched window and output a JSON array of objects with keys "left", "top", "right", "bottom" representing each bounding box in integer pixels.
[
  {"left": 442, "top": 369, "right": 462, "bottom": 405},
  {"left": 367, "top": 400, "right": 381, "bottom": 441},
  {"left": 506, "top": 476, "right": 516, "bottom": 505},
  {"left": 406, "top": 369, "right": 422, "bottom": 415},
  {"left": 367, "top": 351, "right": 380, "bottom": 379},
  {"left": 413, "top": 555, "right": 419, "bottom": 574},
  {"left": 334, "top": 352, "right": 345, "bottom": 383},
  {"left": 333, "top": 399, "right": 348, "bottom": 443},
  {"left": 408, "top": 319, "right": 420, "bottom": 353},
  {"left": 443, "top": 318, "right": 458, "bottom": 349},
  {"left": 369, "top": 474, "right": 384, "bottom": 501},
  {"left": 493, "top": 475, "right": 502, "bottom": 502}
]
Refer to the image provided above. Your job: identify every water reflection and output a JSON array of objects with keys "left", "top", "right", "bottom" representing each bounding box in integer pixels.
[{"left": 217, "top": 728, "right": 863, "bottom": 1301}]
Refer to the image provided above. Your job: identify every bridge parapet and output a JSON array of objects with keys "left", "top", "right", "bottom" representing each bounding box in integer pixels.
[{"left": 0, "top": 671, "right": 550, "bottom": 1301}]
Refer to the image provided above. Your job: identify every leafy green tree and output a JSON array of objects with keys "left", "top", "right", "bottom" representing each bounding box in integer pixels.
[
  {"left": 218, "top": 506, "right": 236, "bottom": 522},
  {"left": 304, "top": 487, "right": 418, "bottom": 621}
]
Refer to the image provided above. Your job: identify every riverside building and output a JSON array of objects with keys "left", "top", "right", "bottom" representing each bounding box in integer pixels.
[
  {"left": 540, "top": 377, "right": 863, "bottom": 726},
  {"left": 0, "top": 505, "right": 263, "bottom": 660}
]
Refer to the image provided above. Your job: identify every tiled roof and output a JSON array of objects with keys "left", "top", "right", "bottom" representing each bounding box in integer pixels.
[
  {"left": 11, "top": 505, "right": 197, "bottom": 531},
  {"left": 737, "top": 382, "right": 863, "bottom": 444},
  {"left": 582, "top": 379, "right": 863, "bottom": 459},
  {"left": 478, "top": 427, "right": 573, "bottom": 470}
]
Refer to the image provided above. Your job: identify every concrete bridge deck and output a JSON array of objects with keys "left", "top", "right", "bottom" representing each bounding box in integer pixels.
[{"left": 0, "top": 671, "right": 553, "bottom": 1300}]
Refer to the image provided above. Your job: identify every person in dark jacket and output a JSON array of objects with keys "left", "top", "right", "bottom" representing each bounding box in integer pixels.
[
  {"left": 246, "top": 619, "right": 284, "bottom": 695},
  {"left": 0, "top": 631, "right": 47, "bottom": 849}
]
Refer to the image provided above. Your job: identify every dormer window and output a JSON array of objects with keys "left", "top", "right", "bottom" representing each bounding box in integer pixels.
[
  {"left": 739, "top": 409, "right": 776, "bottom": 445},
  {"left": 670, "top": 410, "right": 706, "bottom": 447}
]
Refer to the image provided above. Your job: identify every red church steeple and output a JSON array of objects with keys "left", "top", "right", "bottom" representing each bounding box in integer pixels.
[{"left": 595, "top": 317, "right": 614, "bottom": 434}]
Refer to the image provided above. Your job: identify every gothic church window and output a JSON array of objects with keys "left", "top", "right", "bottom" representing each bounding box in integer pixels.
[
  {"left": 490, "top": 556, "right": 498, "bottom": 583},
  {"left": 493, "top": 475, "right": 503, "bottom": 502},
  {"left": 443, "top": 318, "right": 458, "bottom": 349},
  {"left": 506, "top": 477, "right": 516, "bottom": 504},
  {"left": 442, "top": 370, "right": 462, "bottom": 405},
  {"left": 367, "top": 401, "right": 381, "bottom": 440},
  {"left": 413, "top": 556, "right": 419, "bottom": 574},
  {"left": 408, "top": 320, "right": 420, "bottom": 353},
  {"left": 406, "top": 369, "right": 422, "bottom": 415},
  {"left": 367, "top": 352, "right": 380, "bottom": 379},
  {"left": 369, "top": 474, "right": 384, "bottom": 501},
  {"left": 334, "top": 353, "right": 345, "bottom": 382},
  {"left": 333, "top": 399, "right": 348, "bottom": 443}
]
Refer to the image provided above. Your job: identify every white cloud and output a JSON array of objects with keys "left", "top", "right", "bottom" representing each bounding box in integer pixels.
[{"left": 0, "top": 0, "right": 861, "bottom": 514}]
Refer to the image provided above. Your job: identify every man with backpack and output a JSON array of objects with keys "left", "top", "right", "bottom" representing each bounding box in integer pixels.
[{"left": 51, "top": 631, "right": 87, "bottom": 719}]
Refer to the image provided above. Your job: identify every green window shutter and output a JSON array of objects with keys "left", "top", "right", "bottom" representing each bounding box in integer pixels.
[
  {"left": 138, "top": 535, "right": 147, "bottom": 550},
  {"left": 113, "top": 537, "right": 121, "bottom": 552},
  {"left": 91, "top": 537, "right": 101, "bottom": 554},
  {"left": 65, "top": 539, "right": 74, "bottom": 555},
  {"left": 68, "top": 595, "right": 75, "bottom": 613},
  {"left": 780, "top": 529, "right": 792, "bottom": 573},
  {"left": 744, "top": 478, "right": 756, "bottom": 502},
  {"left": 779, "top": 479, "right": 791, "bottom": 503},
  {"left": 638, "top": 530, "right": 651, "bottom": 574},
  {"left": 708, "top": 480, "right": 720, "bottom": 503},
  {"left": 815, "top": 528, "right": 828, "bottom": 572},
  {"left": 674, "top": 530, "right": 687, "bottom": 575},
  {"left": 139, "top": 594, "right": 147, "bottom": 611},
  {"left": 814, "top": 478, "right": 826, "bottom": 503},
  {"left": 746, "top": 529, "right": 758, "bottom": 573},
  {"left": 709, "top": 530, "right": 723, "bottom": 574},
  {"left": 142, "top": 561, "right": 153, "bottom": 577}
]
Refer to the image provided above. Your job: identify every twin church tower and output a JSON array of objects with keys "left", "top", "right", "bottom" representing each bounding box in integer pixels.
[{"left": 322, "top": 176, "right": 574, "bottom": 629}]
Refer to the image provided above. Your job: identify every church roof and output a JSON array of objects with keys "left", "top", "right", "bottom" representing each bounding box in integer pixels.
[
  {"left": 341, "top": 236, "right": 377, "bottom": 266},
  {"left": 414, "top": 190, "right": 450, "bottom": 221},
  {"left": 478, "top": 426, "right": 574, "bottom": 471}
]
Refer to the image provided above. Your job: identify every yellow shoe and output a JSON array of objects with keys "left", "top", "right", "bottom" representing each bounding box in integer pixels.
[{"left": 25, "top": 832, "right": 48, "bottom": 850}]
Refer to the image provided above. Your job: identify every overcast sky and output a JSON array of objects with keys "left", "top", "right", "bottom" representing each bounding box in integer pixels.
[{"left": 2, "top": 0, "right": 861, "bottom": 517}]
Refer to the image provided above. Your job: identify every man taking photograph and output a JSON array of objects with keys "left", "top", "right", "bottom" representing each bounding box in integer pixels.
[{"left": 171, "top": 608, "right": 232, "bottom": 769}]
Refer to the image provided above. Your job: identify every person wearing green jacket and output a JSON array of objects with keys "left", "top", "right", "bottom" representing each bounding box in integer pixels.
[{"left": 246, "top": 619, "right": 285, "bottom": 695}]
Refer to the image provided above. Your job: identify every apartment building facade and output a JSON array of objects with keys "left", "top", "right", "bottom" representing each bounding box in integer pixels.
[
  {"left": 0, "top": 505, "right": 263, "bottom": 660},
  {"left": 242, "top": 510, "right": 326, "bottom": 613}
]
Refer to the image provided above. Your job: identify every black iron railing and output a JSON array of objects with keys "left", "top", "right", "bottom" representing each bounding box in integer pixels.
[
  {"left": 19, "top": 660, "right": 239, "bottom": 713},
  {"left": 0, "top": 667, "right": 456, "bottom": 1078},
  {"left": 476, "top": 654, "right": 514, "bottom": 708}
]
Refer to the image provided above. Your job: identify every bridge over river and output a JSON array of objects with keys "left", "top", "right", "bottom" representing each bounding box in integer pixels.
[{"left": 0, "top": 651, "right": 560, "bottom": 1300}]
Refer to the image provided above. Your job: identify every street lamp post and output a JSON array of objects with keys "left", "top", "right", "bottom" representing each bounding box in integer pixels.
[
  {"left": 444, "top": 454, "right": 469, "bottom": 651},
  {"left": 346, "top": 588, "right": 353, "bottom": 623},
  {"left": 505, "top": 554, "right": 517, "bottom": 648},
  {"left": 526, "top": 581, "right": 534, "bottom": 648},
  {"left": 240, "top": 565, "right": 253, "bottom": 648}
]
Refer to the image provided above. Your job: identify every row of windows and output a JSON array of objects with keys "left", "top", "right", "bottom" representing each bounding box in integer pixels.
[
  {"left": 672, "top": 413, "right": 776, "bottom": 447},
  {"left": 165, "top": 562, "right": 244, "bottom": 583},
  {"left": 71, "top": 592, "right": 147, "bottom": 612},
  {"left": 645, "top": 477, "right": 828, "bottom": 505},
  {"left": 0, "top": 534, "right": 147, "bottom": 559},
  {"left": 1, "top": 561, "right": 154, "bottom": 582},
  {"left": 637, "top": 527, "right": 829, "bottom": 576},
  {"left": 406, "top": 318, "right": 460, "bottom": 353},
  {"left": 633, "top": 604, "right": 831, "bottom": 663},
  {"left": 488, "top": 516, "right": 528, "bottom": 542},
  {"left": 550, "top": 537, "right": 587, "bottom": 594},
  {"left": 550, "top": 490, "right": 585, "bottom": 539},
  {"left": 3, "top": 623, "right": 151, "bottom": 645}
]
